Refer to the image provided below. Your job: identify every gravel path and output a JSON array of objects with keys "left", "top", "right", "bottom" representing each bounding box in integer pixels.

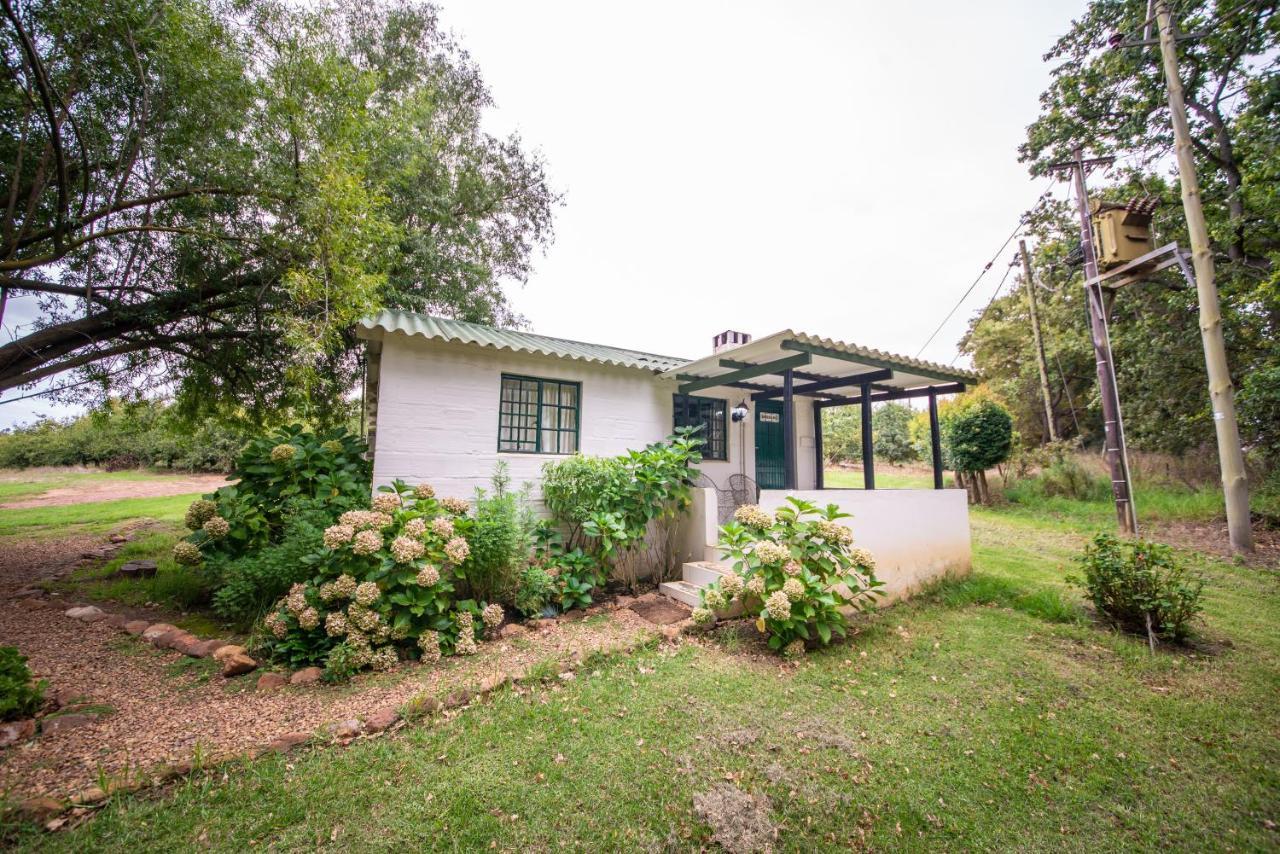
[{"left": 0, "top": 535, "right": 663, "bottom": 801}]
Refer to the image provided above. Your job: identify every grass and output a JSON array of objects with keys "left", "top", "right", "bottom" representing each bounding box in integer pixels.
[
  {"left": 0, "top": 468, "right": 178, "bottom": 503},
  {"left": 9, "top": 503, "right": 1278, "bottom": 851},
  {"left": 824, "top": 465, "right": 947, "bottom": 490},
  {"left": 0, "top": 492, "right": 197, "bottom": 539}
]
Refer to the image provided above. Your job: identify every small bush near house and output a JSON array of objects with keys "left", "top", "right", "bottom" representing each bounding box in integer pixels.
[
  {"left": 695, "top": 498, "right": 882, "bottom": 654},
  {"left": 513, "top": 564, "right": 555, "bottom": 618},
  {"left": 464, "top": 466, "right": 531, "bottom": 604},
  {"left": 257, "top": 481, "right": 503, "bottom": 675},
  {"left": 0, "top": 647, "right": 45, "bottom": 721},
  {"left": 209, "top": 505, "right": 332, "bottom": 627},
  {"left": 1070, "top": 533, "right": 1204, "bottom": 645},
  {"left": 176, "top": 425, "right": 371, "bottom": 567}
]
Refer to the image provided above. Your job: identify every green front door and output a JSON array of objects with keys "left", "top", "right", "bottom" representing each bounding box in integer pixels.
[{"left": 755, "top": 400, "right": 785, "bottom": 489}]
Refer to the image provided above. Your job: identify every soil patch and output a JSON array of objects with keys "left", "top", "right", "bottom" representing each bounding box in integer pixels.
[
  {"left": 0, "top": 472, "right": 228, "bottom": 510},
  {"left": 1146, "top": 517, "right": 1280, "bottom": 567},
  {"left": 693, "top": 783, "right": 777, "bottom": 853},
  {"left": 629, "top": 596, "right": 690, "bottom": 625}
]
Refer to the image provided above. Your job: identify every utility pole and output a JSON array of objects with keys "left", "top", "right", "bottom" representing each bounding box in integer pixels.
[
  {"left": 1019, "top": 239, "right": 1058, "bottom": 443},
  {"left": 1049, "top": 148, "right": 1136, "bottom": 535},
  {"left": 1153, "top": 0, "right": 1253, "bottom": 553}
]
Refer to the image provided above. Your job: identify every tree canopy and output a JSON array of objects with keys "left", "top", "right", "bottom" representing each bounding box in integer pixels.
[
  {"left": 0, "top": 0, "right": 556, "bottom": 423},
  {"left": 964, "top": 0, "right": 1277, "bottom": 459}
]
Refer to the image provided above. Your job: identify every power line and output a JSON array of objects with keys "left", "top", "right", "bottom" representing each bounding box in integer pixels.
[
  {"left": 950, "top": 257, "right": 1019, "bottom": 366},
  {"left": 915, "top": 179, "right": 1056, "bottom": 359}
]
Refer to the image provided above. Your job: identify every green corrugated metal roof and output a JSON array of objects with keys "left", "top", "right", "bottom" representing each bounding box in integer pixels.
[{"left": 358, "top": 310, "right": 689, "bottom": 373}]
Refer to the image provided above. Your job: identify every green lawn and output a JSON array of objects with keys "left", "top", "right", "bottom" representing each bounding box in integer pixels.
[
  {"left": 12, "top": 507, "right": 1278, "bottom": 851},
  {"left": 0, "top": 469, "right": 172, "bottom": 503},
  {"left": 0, "top": 492, "right": 197, "bottom": 540},
  {"left": 823, "top": 466, "right": 947, "bottom": 490}
]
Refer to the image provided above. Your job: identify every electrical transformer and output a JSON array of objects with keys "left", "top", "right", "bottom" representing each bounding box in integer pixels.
[{"left": 1090, "top": 198, "right": 1156, "bottom": 269}]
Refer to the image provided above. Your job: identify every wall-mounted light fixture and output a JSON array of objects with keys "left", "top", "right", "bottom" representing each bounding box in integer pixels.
[{"left": 731, "top": 400, "right": 750, "bottom": 423}]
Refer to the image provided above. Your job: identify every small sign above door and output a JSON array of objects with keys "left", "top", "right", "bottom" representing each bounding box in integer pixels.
[{"left": 758, "top": 412, "right": 780, "bottom": 423}]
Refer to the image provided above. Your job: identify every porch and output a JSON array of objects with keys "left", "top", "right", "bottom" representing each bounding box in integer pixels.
[{"left": 664, "top": 330, "right": 977, "bottom": 492}]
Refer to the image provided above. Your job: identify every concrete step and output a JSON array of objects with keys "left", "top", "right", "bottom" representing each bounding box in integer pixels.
[
  {"left": 702, "top": 544, "right": 725, "bottom": 563},
  {"left": 682, "top": 560, "right": 729, "bottom": 587},
  {"left": 658, "top": 580, "right": 702, "bottom": 608}
]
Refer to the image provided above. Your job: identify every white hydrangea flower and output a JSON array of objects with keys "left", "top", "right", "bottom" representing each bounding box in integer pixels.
[
  {"left": 352, "top": 529, "right": 383, "bottom": 555},
  {"left": 390, "top": 535, "right": 425, "bottom": 564},
  {"left": 263, "top": 610, "right": 287, "bottom": 639},
  {"left": 416, "top": 565, "right": 440, "bottom": 587},
  {"left": 184, "top": 499, "right": 217, "bottom": 531},
  {"left": 746, "top": 575, "right": 766, "bottom": 597},
  {"left": 454, "top": 612, "right": 477, "bottom": 655},
  {"left": 430, "top": 517, "right": 455, "bottom": 539},
  {"left": 332, "top": 574, "right": 358, "bottom": 599},
  {"left": 412, "top": 482, "right": 436, "bottom": 501},
  {"left": 782, "top": 578, "right": 805, "bottom": 602},
  {"left": 403, "top": 517, "right": 427, "bottom": 538},
  {"left": 733, "top": 504, "right": 772, "bottom": 529},
  {"left": 481, "top": 603, "right": 504, "bottom": 633},
  {"left": 371, "top": 646, "right": 399, "bottom": 671},
  {"left": 269, "top": 443, "right": 296, "bottom": 463},
  {"left": 444, "top": 536, "right": 470, "bottom": 565},
  {"left": 285, "top": 583, "right": 307, "bottom": 615},
  {"left": 172, "top": 540, "right": 203, "bottom": 566},
  {"left": 354, "top": 581, "right": 381, "bottom": 606},
  {"left": 815, "top": 519, "right": 854, "bottom": 546},
  {"left": 417, "top": 630, "right": 441, "bottom": 663},
  {"left": 783, "top": 638, "right": 806, "bottom": 658},
  {"left": 703, "top": 587, "right": 726, "bottom": 610},
  {"left": 202, "top": 516, "right": 230, "bottom": 539},
  {"left": 371, "top": 492, "right": 402, "bottom": 513},
  {"left": 691, "top": 607, "right": 715, "bottom": 626},
  {"left": 440, "top": 496, "right": 470, "bottom": 516},
  {"left": 848, "top": 547, "right": 876, "bottom": 569},
  {"left": 754, "top": 541, "right": 790, "bottom": 565},
  {"left": 323, "top": 524, "right": 355, "bottom": 549},
  {"left": 783, "top": 559, "right": 802, "bottom": 576},
  {"left": 298, "top": 607, "right": 320, "bottom": 631},
  {"left": 325, "top": 611, "right": 349, "bottom": 637},
  {"left": 347, "top": 602, "right": 382, "bottom": 633},
  {"left": 719, "top": 572, "right": 744, "bottom": 599},
  {"left": 764, "top": 590, "right": 792, "bottom": 621}
]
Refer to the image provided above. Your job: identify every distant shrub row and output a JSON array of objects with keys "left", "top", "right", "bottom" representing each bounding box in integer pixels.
[{"left": 0, "top": 399, "right": 246, "bottom": 472}]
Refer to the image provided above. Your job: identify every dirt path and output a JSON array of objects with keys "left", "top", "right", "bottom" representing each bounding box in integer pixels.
[
  {"left": 0, "top": 473, "right": 228, "bottom": 510},
  {"left": 0, "top": 531, "right": 663, "bottom": 802}
]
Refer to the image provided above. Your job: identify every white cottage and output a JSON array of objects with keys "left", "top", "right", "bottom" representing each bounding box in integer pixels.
[{"left": 357, "top": 309, "right": 976, "bottom": 604}]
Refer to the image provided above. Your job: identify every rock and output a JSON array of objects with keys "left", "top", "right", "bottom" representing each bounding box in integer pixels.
[
  {"left": 162, "top": 632, "right": 200, "bottom": 654},
  {"left": 104, "top": 613, "right": 130, "bottom": 629},
  {"left": 141, "top": 622, "right": 178, "bottom": 643},
  {"left": 478, "top": 673, "right": 508, "bottom": 693},
  {"left": 497, "top": 623, "right": 528, "bottom": 640},
  {"left": 123, "top": 619, "right": 150, "bottom": 636},
  {"left": 290, "top": 666, "right": 323, "bottom": 685},
  {"left": 529, "top": 618, "right": 556, "bottom": 631},
  {"left": 363, "top": 707, "right": 399, "bottom": 733},
  {"left": 325, "top": 719, "right": 362, "bottom": 740},
  {"left": 614, "top": 594, "right": 636, "bottom": 608},
  {"left": 17, "top": 796, "right": 64, "bottom": 821},
  {"left": 443, "top": 688, "right": 473, "bottom": 709},
  {"left": 64, "top": 605, "right": 106, "bottom": 622},
  {"left": 211, "top": 644, "right": 247, "bottom": 663},
  {"left": 48, "top": 686, "right": 85, "bottom": 708},
  {"left": 41, "top": 713, "right": 101, "bottom": 735},
  {"left": 117, "top": 560, "right": 157, "bottom": 579},
  {"left": 256, "top": 673, "right": 287, "bottom": 691},
  {"left": 560, "top": 608, "right": 586, "bottom": 622},
  {"left": 109, "top": 533, "right": 128, "bottom": 544},
  {"left": 71, "top": 785, "right": 107, "bottom": 805},
  {"left": 188, "top": 639, "right": 225, "bottom": 658},
  {"left": 266, "top": 732, "right": 310, "bottom": 754},
  {"left": 221, "top": 653, "right": 258, "bottom": 678},
  {"left": 13, "top": 587, "right": 42, "bottom": 599},
  {"left": 0, "top": 718, "right": 36, "bottom": 748}
]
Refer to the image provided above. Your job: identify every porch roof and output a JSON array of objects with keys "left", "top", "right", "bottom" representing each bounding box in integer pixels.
[{"left": 661, "top": 330, "right": 977, "bottom": 399}]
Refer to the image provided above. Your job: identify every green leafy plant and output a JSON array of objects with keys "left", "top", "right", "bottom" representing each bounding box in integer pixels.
[
  {"left": 941, "top": 392, "right": 1014, "bottom": 505},
  {"left": 1069, "top": 533, "right": 1204, "bottom": 647},
  {"left": 0, "top": 646, "right": 46, "bottom": 721},
  {"left": 463, "top": 467, "right": 524, "bottom": 603},
  {"left": 697, "top": 498, "right": 882, "bottom": 654},
  {"left": 514, "top": 564, "right": 554, "bottom": 619},
  {"left": 872, "top": 402, "right": 918, "bottom": 464}
]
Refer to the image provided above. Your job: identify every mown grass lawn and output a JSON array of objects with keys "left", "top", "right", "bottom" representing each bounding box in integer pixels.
[
  {"left": 14, "top": 507, "right": 1278, "bottom": 851},
  {"left": 0, "top": 492, "right": 196, "bottom": 540},
  {"left": 0, "top": 469, "right": 167, "bottom": 503}
]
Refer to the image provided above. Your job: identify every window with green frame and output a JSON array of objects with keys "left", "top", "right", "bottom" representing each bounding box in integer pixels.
[
  {"left": 673, "top": 393, "right": 727, "bottom": 460},
  {"left": 498, "top": 374, "right": 580, "bottom": 454}
]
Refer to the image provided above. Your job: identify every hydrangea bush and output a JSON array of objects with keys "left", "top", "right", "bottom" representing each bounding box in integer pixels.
[
  {"left": 256, "top": 480, "right": 504, "bottom": 676},
  {"left": 694, "top": 497, "right": 882, "bottom": 653}
]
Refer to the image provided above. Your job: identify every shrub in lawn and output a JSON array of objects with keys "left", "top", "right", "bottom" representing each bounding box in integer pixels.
[
  {"left": 175, "top": 425, "right": 371, "bottom": 567},
  {"left": 256, "top": 481, "right": 502, "bottom": 674},
  {"left": 0, "top": 646, "right": 45, "bottom": 721},
  {"left": 513, "top": 564, "right": 554, "bottom": 618},
  {"left": 696, "top": 497, "right": 882, "bottom": 654},
  {"left": 1070, "top": 533, "right": 1204, "bottom": 645}
]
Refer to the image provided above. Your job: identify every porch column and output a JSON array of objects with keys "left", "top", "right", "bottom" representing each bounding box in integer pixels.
[
  {"left": 783, "top": 368, "right": 797, "bottom": 489},
  {"left": 860, "top": 382, "right": 875, "bottom": 489},
  {"left": 813, "top": 400, "right": 824, "bottom": 489},
  {"left": 928, "top": 387, "right": 943, "bottom": 489}
]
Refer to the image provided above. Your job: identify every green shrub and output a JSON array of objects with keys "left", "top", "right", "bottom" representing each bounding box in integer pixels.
[
  {"left": 462, "top": 469, "right": 525, "bottom": 603},
  {"left": 177, "top": 425, "right": 371, "bottom": 566},
  {"left": 210, "top": 503, "right": 331, "bottom": 627},
  {"left": 0, "top": 647, "right": 45, "bottom": 721},
  {"left": 514, "top": 564, "right": 554, "bottom": 618},
  {"left": 540, "top": 453, "right": 625, "bottom": 547},
  {"left": 873, "top": 402, "right": 917, "bottom": 464},
  {"left": 943, "top": 396, "right": 1014, "bottom": 474},
  {"left": 1239, "top": 365, "right": 1280, "bottom": 465},
  {"left": 698, "top": 498, "right": 882, "bottom": 653},
  {"left": 1070, "top": 533, "right": 1204, "bottom": 644}
]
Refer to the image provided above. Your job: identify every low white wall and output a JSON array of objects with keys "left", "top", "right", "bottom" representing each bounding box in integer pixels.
[
  {"left": 756, "top": 489, "right": 971, "bottom": 604},
  {"left": 677, "top": 488, "right": 720, "bottom": 564}
]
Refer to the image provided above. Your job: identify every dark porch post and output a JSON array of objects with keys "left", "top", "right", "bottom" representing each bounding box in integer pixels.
[
  {"left": 783, "top": 368, "right": 797, "bottom": 489},
  {"left": 813, "top": 400, "right": 824, "bottom": 489},
  {"left": 860, "top": 383, "right": 875, "bottom": 489},
  {"left": 928, "top": 387, "right": 943, "bottom": 489}
]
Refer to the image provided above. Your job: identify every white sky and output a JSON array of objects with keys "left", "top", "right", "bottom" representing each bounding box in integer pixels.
[{"left": 0, "top": 0, "right": 1086, "bottom": 428}]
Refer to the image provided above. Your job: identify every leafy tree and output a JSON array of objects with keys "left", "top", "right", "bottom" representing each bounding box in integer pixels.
[
  {"left": 820, "top": 406, "right": 861, "bottom": 466},
  {"left": 872, "top": 402, "right": 917, "bottom": 465},
  {"left": 941, "top": 391, "right": 1013, "bottom": 504},
  {"left": 0, "top": 0, "right": 556, "bottom": 423}
]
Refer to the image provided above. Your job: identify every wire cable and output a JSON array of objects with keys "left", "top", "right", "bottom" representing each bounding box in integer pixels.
[{"left": 950, "top": 258, "right": 1019, "bottom": 366}]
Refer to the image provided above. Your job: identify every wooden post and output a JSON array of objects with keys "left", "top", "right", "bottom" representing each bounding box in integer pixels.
[
  {"left": 1019, "top": 239, "right": 1058, "bottom": 442},
  {"left": 782, "top": 368, "right": 796, "bottom": 490},
  {"left": 928, "top": 388, "right": 943, "bottom": 489},
  {"left": 813, "top": 400, "right": 824, "bottom": 490},
  {"left": 1154, "top": 0, "right": 1253, "bottom": 553},
  {"left": 860, "top": 383, "right": 875, "bottom": 490}
]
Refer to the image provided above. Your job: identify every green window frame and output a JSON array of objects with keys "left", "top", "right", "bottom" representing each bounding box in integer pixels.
[
  {"left": 673, "top": 393, "right": 727, "bottom": 461},
  {"left": 498, "top": 374, "right": 580, "bottom": 454}
]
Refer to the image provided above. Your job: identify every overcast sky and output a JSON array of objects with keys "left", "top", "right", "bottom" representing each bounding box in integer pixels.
[{"left": 0, "top": 0, "right": 1086, "bottom": 428}]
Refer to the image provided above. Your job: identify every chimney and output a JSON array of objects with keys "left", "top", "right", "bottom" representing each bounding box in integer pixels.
[{"left": 712, "top": 330, "right": 752, "bottom": 354}]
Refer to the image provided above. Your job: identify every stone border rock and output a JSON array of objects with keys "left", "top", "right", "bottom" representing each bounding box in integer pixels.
[
  {"left": 13, "top": 603, "right": 690, "bottom": 833},
  {"left": 61, "top": 604, "right": 256, "bottom": 678}
]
